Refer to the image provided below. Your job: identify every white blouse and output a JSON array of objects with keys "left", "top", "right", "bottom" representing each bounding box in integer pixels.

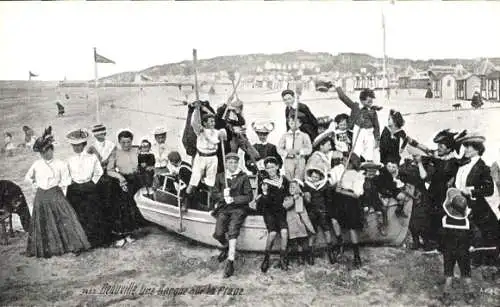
[
  {"left": 67, "top": 152, "right": 103, "bottom": 184},
  {"left": 25, "top": 159, "right": 72, "bottom": 190},
  {"left": 93, "top": 139, "right": 116, "bottom": 162},
  {"left": 455, "top": 156, "right": 480, "bottom": 195}
]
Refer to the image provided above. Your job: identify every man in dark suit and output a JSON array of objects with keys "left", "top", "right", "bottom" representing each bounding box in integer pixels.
[{"left": 282, "top": 89, "right": 318, "bottom": 142}]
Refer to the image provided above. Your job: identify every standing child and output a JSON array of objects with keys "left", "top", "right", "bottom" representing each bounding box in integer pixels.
[
  {"left": 186, "top": 103, "right": 226, "bottom": 211},
  {"left": 24, "top": 126, "right": 91, "bottom": 257},
  {"left": 440, "top": 188, "right": 475, "bottom": 305},
  {"left": 303, "top": 168, "right": 339, "bottom": 264},
  {"left": 335, "top": 87, "right": 381, "bottom": 162},
  {"left": 380, "top": 109, "right": 409, "bottom": 165},
  {"left": 306, "top": 131, "right": 335, "bottom": 174},
  {"left": 282, "top": 179, "right": 316, "bottom": 265},
  {"left": 245, "top": 121, "right": 282, "bottom": 177},
  {"left": 151, "top": 127, "right": 169, "bottom": 172},
  {"left": 335, "top": 153, "right": 366, "bottom": 268},
  {"left": 278, "top": 115, "right": 313, "bottom": 181},
  {"left": 332, "top": 113, "right": 352, "bottom": 154},
  {"left": 138, "top": 139, "right": 156, "bottom": 196},
  {"left": 257, "top": 157, "right": 290, "bottom": 272}
]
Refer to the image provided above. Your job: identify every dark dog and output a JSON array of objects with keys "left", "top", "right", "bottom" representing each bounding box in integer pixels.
[
  {"left": 0, "top": 180, "right": 31, "bottom": 235},
  {"left": 452, "top": 103, "right": 462, "bottom": 110}
]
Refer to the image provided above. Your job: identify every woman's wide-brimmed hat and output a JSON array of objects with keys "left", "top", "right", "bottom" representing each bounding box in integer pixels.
[
  {"left": 251, "top": 121, "right": 275, "bottom": 134},
  {"left": 153, "top": 127, "right": 167, "bottom": 135},
  {"left": 442, "top": 188, "right": 471, "bottom": 220},
  {"left": 455, "top": 131, "right": 486, "bottom": 144},
  {"left": 66, "top": 129, "right": 89, "bottom": 145}
]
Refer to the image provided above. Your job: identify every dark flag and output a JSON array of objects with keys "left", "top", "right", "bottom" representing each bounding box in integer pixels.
[
  {"left": 29, "top": 71, "right": 38, "bottom": 80},
  {"left": 94, "top": 49, "right": 115, "bottom": 64}
]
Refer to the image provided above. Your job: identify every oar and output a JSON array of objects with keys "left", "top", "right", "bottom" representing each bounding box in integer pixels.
[
  {"left": 176, "top": 48, "right": 201, "bottom": 232},
  {"left": 177, "top": 183, "right": 185, "bottom": 233}
]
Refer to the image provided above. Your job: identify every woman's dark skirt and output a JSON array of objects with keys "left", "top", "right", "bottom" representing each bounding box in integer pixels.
[
  {"left": 26, "top": 187, "right": 91, "bottom": 258},
  {"left": 335, "top": 192, "right": 364, "bottom": 230},
  {"left": 108, "top": 173, "right": 148, "bottom": 239},
  {"left": 67, "top": 181, "right": 112, "bottom": 247}
]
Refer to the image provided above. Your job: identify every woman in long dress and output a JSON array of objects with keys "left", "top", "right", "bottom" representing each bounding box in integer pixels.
[
  {"left": 24, "top": 127, "right": 91, "bottom": 258},
  {"left": 66, "top": 129, "right": 112, "bottom": 248},
  {"left": 106, "top": 129, "right": 146, "bottom": 247}
]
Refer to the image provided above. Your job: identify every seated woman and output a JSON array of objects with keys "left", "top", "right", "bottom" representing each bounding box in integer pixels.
[{"left": 106, "top": 129, "right": 147, "bottom": 248}]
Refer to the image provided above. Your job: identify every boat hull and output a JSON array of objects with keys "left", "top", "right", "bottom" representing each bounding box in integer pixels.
[{"left": 135, "top": 188, "right": 412, "bottom": 252}]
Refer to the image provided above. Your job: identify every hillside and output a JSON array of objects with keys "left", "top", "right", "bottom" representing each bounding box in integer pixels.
[{"left": 97, "top": 50, "right": 497, "bottom": 83}]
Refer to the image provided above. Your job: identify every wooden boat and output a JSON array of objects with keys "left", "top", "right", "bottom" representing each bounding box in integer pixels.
[{"left": 135, "top": 175, "right": 413, "bottom": 252}]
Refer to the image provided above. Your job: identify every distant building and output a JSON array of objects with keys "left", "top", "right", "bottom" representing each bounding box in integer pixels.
[
  {"left": 456, "top": 74, "right": 481, "bottom": 100},
  {"left": 486, "top": 70, "right": 500, "bottom": 101},
  {"left": 408, "top": 71, "right": 430, "bottom": 89},
  {"left": 428, "top": 72, "right": 457, "bottom": 100}
]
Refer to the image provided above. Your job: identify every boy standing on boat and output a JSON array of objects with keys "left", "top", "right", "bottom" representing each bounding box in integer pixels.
[
  {"left": 212, "top": 153, "right": 253, "bottom": 278},
  {"left": 185, "top": 103, "right": 226, "bottom": 211},
  {"left": 278, "top": 115, "right": 313, "bottom": 181},
  {"left": 335, "top": 87, "right": 381, "bottom": 162}
]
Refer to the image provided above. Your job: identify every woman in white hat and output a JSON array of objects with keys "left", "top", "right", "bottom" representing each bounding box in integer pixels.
[
  {"left": 24, "top": 127, "right": 91, "bottom": 257},
  {"left": 66, "top": 129, "right": 112, "bottom": 248},
  {"left": 453, "top": 132, "right": 498, "bottom": 266}
]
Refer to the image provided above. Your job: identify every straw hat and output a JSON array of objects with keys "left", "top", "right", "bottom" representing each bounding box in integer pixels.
[
  {"left": 312, "top": 130, "right": 335, "bottom": 148},
  {"left": 455, "top": 131, "right": 486, "bottom": 144},
  {"left": 91, "top": 124, "right": 106, "bottom": 136},
  {"left": 66, "top": 129, "right": 89, "bottom": 145},
  {"left": 153, "top": 127, "right": 167, "bottom": 135},
  {"left": 442, "top": 188, "right": 471, "bottom": 220},
  {"left": 251, "top": 121, "right": 275, "bottom": 134}
]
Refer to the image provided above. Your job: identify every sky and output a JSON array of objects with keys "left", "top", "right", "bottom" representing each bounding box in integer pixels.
[{"left": 0, "top": 1, "right": 499, "bottom": 81}]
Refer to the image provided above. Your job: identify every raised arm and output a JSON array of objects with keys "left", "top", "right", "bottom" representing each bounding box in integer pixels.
[
  {"left": 335, "top": 86, "right": 357, "bottom": 109},
  {"left": 191, "top": 106, "right": 203, "bottom": 136}
]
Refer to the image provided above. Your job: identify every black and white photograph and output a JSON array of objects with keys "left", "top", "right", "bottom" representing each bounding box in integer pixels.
[{"left": 0, "top": 1, "right": 499, "bottom": 306}]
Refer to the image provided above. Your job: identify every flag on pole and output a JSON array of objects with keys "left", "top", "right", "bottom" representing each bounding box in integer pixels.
[
  {"left": 29, "top": 71, "right": 38, "bottom": 80},
  {"left": 94, "top": 49, "right": 115, "bottom": 64}
]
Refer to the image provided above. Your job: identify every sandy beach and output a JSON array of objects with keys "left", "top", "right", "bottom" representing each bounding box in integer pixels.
[{"left": 1, "top": 84, "right": 499, "bottom": 306}]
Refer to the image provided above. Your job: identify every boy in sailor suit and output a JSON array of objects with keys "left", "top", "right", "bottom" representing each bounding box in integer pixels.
[{"left": 440, "top": 188, "right": 475, "bottom": 305}]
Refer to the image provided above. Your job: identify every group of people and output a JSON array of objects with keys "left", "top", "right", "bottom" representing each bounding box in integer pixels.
[
  {"left": 22, "top": 123, "right": 188, "bottom": 257},
  {"left": 12, "top": 85, "right": 500, "bottom": 302},
  {"left": 177, "top": 86, "right": 500, "bottom": 302}
]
